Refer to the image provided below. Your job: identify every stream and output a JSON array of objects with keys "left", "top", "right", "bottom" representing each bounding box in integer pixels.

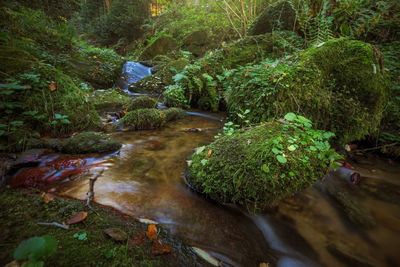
[{"left": 8, "top": 62, "right": 400, "bottom": 266}]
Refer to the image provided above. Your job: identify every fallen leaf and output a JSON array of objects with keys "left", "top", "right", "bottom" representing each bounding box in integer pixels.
[
  {"left": 192, "top": 247, "right": 219, "bottom": 266},
  {"left": 128, "top": 232, "right": 145, "bottom": 247},
  {"left": 259, "top": 263, "right": 270, "bottom": 267},
  {"left": 146, "top": 224, "right": 158, "bottom": 240},
  {"left": 66, "top": 211, "right": 88, "bottom": 225},
  {"left": 152, "top": 240, "right": 172, "bottom": 255},
  {"left": 207, "top": 149, "right": 213, "bottom": 158},
  {"left": 4, "top": 260, "right": 20, "bottom": 267},
  {"left": 138, "top": 218, "right": 158, "bottom": 225},
  {"left": 104, "top": 228, "right": 127, "bottom": 242},
  {"left": 48, "top": 81, "right": 57, "bottom": 91},
  {"left": 41, "top": 192, "right": 56, "bottom": 203}
]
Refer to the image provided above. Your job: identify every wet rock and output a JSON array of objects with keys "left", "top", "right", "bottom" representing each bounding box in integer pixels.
[
  {"left": 10, "top": 167, "right": 57, "bottom": 188},
  {"left": 60, "top": 132, "right": 122, "bottom": 154},
  {"left": 249, "top": 1, "right": 296, "bottom": 35},
  {"left": 104, "top": 228, "right": 128, "bottom": 242}
]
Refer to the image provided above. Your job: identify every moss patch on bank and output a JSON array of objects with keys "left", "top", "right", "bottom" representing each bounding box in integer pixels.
[
  {"left": 120, "top": 109, "right": 166, "bottom": 131},
  {"left": 0, "top": 189, "right": 200, "bottom": 267}
]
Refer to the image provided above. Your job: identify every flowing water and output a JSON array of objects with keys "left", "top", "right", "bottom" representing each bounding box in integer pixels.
[
  {"left": 10, "top": 62, "right": 400, "bottom": 266},
  {"left": 49, "top": 114, "right": 400, "bottom": 267}
]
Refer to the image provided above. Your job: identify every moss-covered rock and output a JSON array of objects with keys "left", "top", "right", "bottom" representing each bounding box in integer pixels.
[
  {"left": 249, "top": 1, "right": 297, "bottom": 35},
  {"left": 120, "top": 109, "right": 166, "bottom": 130},
  {"left": 163, "top": 108, "right": 186, "bottom": 122},
  {"left": 90, "top": 89, "right": 131, "bottom": 112},
  {"left": 181, "top": 29, "right": 210, "bottom": 57},
  {"left": 187, "top": 114, "right": 341, "bottom": 209},
  {"left": 127, "top": 96, "right": 157, "bottom": 111},
  {"left": 225, "top": 38, "right": 388, "bottom": 144},
  {"left": 129, "top": 57, "right": 189, "bottom": 95},
  {"left": 163, "top": 85, "right": 189, "bottom": 108},
  {"left": 139, "top": 35, "right": 178, "bottom": 61},
  {"left": 170, "top": 31, "right": 304, "bottom": 112},
  {"left": 61, "top": 132, "right": 122, "bottom": 154}
]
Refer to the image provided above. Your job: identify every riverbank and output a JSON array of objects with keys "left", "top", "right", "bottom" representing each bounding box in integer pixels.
[{"left": 0, "top": 188, "right": 204, "bottom": 267}]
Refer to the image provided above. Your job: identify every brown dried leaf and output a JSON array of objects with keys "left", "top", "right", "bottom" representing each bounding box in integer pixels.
[
  {"left": 48, "top": 81, "right": 57, "bottom": 92},
  {"left": 66, "top": 211, "right": 88, "bottom": 225},
  {"left": 41, "top": 192, "right": 56, "bottom": 203},
  {"left": 152, "top": 240, "right": 172, "bottom": 255},
  {"left": 146, "top": 224, "right": 158, "bottom": 240},
  {"left": 104, "top": 228, "right": 127, "bottom": 242},
  {"left": 207, "top": 149, "right": 213, "bottom": 158}
]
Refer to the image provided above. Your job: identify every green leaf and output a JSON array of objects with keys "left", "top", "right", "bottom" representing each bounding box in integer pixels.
[
  {"left": 200, "top": 159, "right": 208, "bottom": 166},
  {"left": 276, "top": 155, "right": 287, "bottom": 164},
  {"left": 14, "top": 237, "right": 45, "bottom": 261},
  {"left": 287, "top": 145, "right": 297, "bottom": 151},
  {"left": 284, "top": 113, "right": 296, "bottom": 121},
  {"left": 271, "top": 147, "right": 281, "bottom": 154}
]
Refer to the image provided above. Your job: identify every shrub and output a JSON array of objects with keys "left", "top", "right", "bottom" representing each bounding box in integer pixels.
[
  {"left": 169, "top": 31, "right": 304, "bottom": 111},
  {"left": 163, "top": 85, "right": 188, "bottom": 108},
  {"left": 187, "top": 113, "right": 341, "bottom": 210},
  {"left": 120, "top": 109, "right": 166, "bottom": 130},
  {"left": 127, "top": 96, "right": 157, "bottom": 111},
  {"left": 225, "top": 38, "right": 388, "bottom": 144}
]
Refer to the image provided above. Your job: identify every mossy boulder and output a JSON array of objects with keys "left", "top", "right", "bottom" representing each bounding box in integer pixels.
[
  {"left": 225, "top": 38, "right": 388, "bottom": 144},
  {"left": 163, "top": 108, "right": 186, "bottom": 122},
  {"left": 170, "top": 31, "right": 304, "bottom": 111},
  {"left": 127, "top": 96, "right": 157, "bottom": 111},
  {"left": 249, "top": 1, "right": 297, "bottom": 35},
  {"left": 120, "top": 109, "right": 166, "bottom": 130},
  {"left": 187, "top": 114, "right": 341, "bottom": 209},
  {"left": 61, "top": 132, "right": 122, "bottom": 154},
  {"left": 181, "top": 29, "right": 210, "bottom": 57},
  {"left": 129, "top": 57, "right": 189, "bottom": 95},
  {"left": 139, "top": 35, "right": 178, "bottom": 61},
  {"left": 90, "top": 89, "right": 131, "bottom": 111}
]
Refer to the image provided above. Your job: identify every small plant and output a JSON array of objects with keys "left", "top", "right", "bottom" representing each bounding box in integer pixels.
[
  {"left": 13, "top": 235, "right": 57, "bottom": 267},
  {"left": 163, "top": 84, "right": 188, "bottom": 108},
  {"left": 73, "top": 231, "right": 88, "bottom": 241}
]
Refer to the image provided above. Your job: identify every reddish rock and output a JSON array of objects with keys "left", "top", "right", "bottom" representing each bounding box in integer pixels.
[{"left": 10, "top": 167, "right": 56, "bottom": 187}]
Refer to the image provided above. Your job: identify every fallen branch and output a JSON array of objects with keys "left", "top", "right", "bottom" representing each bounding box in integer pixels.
[
  {"left": 37, "top": 222, "right": 69, "bottom": 230},
  {"left": 86, "top": 169, "right": 104, "bottom": 209}
]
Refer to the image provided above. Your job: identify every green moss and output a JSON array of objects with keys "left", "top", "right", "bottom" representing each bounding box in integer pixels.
[
  {"left": 170, "top": 31, "right": 304, "bottom": 111},
  {"left": 162, "top": 108, "right": 186, "bottom": 122},
  {"left": 120, "top": 109, "right": 166, "bottom": 130},
  {"left": 225, "top": 38, "right": 388, "bottom": 144},
  {"left": 187, "top": 114, "right": 341, "bottom": 210},
  {"left": 139, "top": 35, "right": 178, "bottom": 61},
  {"left": 127, "top": 96, "right": 157, "bottom": 111},
  {"left": 91, "top": 89, "right": 131, "bottom": 111},
  {"left": 61, "top": 132, "right": 122, "bottom": 154},
  {"left": 71, "top": 41, "right": 124, "bottom": 89},
  {"left": 0, "top": 189, "right": 200, "bottom": 266}
]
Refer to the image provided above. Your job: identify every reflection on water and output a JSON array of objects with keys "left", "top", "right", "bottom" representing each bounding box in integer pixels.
[{"left": 57, "top": 114, "right": 400, "bottom": 267}]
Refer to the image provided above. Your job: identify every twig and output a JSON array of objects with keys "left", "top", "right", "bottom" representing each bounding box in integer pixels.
[
  {"left": 37, "top": 222, "right": 69, "bottom": 230},
  {"left": 86, "top": 169, "right": 104, "bottom": 209}
]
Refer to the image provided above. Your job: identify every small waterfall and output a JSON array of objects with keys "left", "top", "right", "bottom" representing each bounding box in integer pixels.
[{"left": 119, "top": 61, "right": 152, "bottom": 94}]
